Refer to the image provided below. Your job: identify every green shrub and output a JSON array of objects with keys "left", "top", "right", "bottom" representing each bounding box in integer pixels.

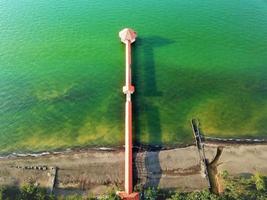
[
  {"left": 219, "top": 170, "right": 229, "bottom": 179},
  {"left": 0, "top": 185, "right": 20, "bottom": 200},
  {"left": 167, "top": 190, "right": 220, "bottom": 200},
  {"left": 0, "top": 187, "right": 5, "bottom": 200},
  {"left": 143, "top": 187, "right": 158, "bottom": 200},
  {"left": 98, "top": 188, "right": 119, "bottom": 200},
  {"left": 20, "top": 184, "right": 47, "bottom": 200},
  {"left": 252, "top": 172, "right": 266, "bottom": 191}
]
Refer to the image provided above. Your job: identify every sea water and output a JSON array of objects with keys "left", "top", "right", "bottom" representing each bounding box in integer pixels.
[{"left": 0, "top": 0, "right": 267, "bottom": 153}]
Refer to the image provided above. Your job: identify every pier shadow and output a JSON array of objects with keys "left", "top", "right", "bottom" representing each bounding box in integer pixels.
[{"left": 132, "top": 36, "right": 174, "bottom": 191}]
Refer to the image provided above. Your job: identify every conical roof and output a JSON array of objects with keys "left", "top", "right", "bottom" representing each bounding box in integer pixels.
[{"left": 119, "top": 28, "right": 137, "bottom": 44}]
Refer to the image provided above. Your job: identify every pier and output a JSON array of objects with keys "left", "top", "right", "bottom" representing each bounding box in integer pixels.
[{"left": 117, "top": 28, "right": 139, "bottom": 200}]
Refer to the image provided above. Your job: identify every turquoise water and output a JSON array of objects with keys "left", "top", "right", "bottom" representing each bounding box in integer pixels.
[{"left": 1, "top": 0, "right": 267, "bottom": 153}]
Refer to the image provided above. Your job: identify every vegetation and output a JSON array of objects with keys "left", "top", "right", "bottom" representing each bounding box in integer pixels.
[
  {"left": 252, "top": 172, "right": 266, "bottom": 192},
  {"left": 141, "top": 172, "right": 267, "bottom": 200},
  {"left": 0, "top": 185, "right": 119, "bottom": 200},
  {"left": 0, "top": 184, "right": 55, "bottom": 200},
  {"left": 166, "top": 171, "right": 267, "bottom": 200},
  {"left": 0, "top": 172, "right": 266, "bottom": 200},
  {"left": 143, "top": 187, "right": 159, "bottom": 200}
]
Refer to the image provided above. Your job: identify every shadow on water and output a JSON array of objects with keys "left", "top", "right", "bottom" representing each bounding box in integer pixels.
[{"left": 132, "top": 36, "right": 174, "bottom": 190}]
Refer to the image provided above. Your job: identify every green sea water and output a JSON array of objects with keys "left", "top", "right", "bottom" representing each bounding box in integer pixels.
[{"left": 1, "top": 0, "right": 267, "bottom": 153}]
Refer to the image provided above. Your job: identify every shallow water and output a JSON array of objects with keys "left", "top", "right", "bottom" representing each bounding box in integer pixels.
[{"left": 0, "top": 0, "right": 267, "bottom": 153}]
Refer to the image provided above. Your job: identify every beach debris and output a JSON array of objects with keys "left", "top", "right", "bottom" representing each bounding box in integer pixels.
[
  {"left": 13, "top": 165, "right": 49, "bottom": 171},
  {"left": 191, "top": 119, "right": 211, "bottom": 187}
]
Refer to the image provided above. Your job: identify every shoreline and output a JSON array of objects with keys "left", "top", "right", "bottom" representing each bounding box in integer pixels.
[
  {"left": 0, "top": 142, "right": 194, "bottom": 159},
  {"left": 1, "top": 137, "right": 266, "bottom": 159}
]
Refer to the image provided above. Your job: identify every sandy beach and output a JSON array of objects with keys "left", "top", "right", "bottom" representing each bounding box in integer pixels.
[
  {"left": 205, "top": 143, "right": 267, "bottom": 175},
  {"left": 0, "top": 143, "right": 266, "bottom": 196}
]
